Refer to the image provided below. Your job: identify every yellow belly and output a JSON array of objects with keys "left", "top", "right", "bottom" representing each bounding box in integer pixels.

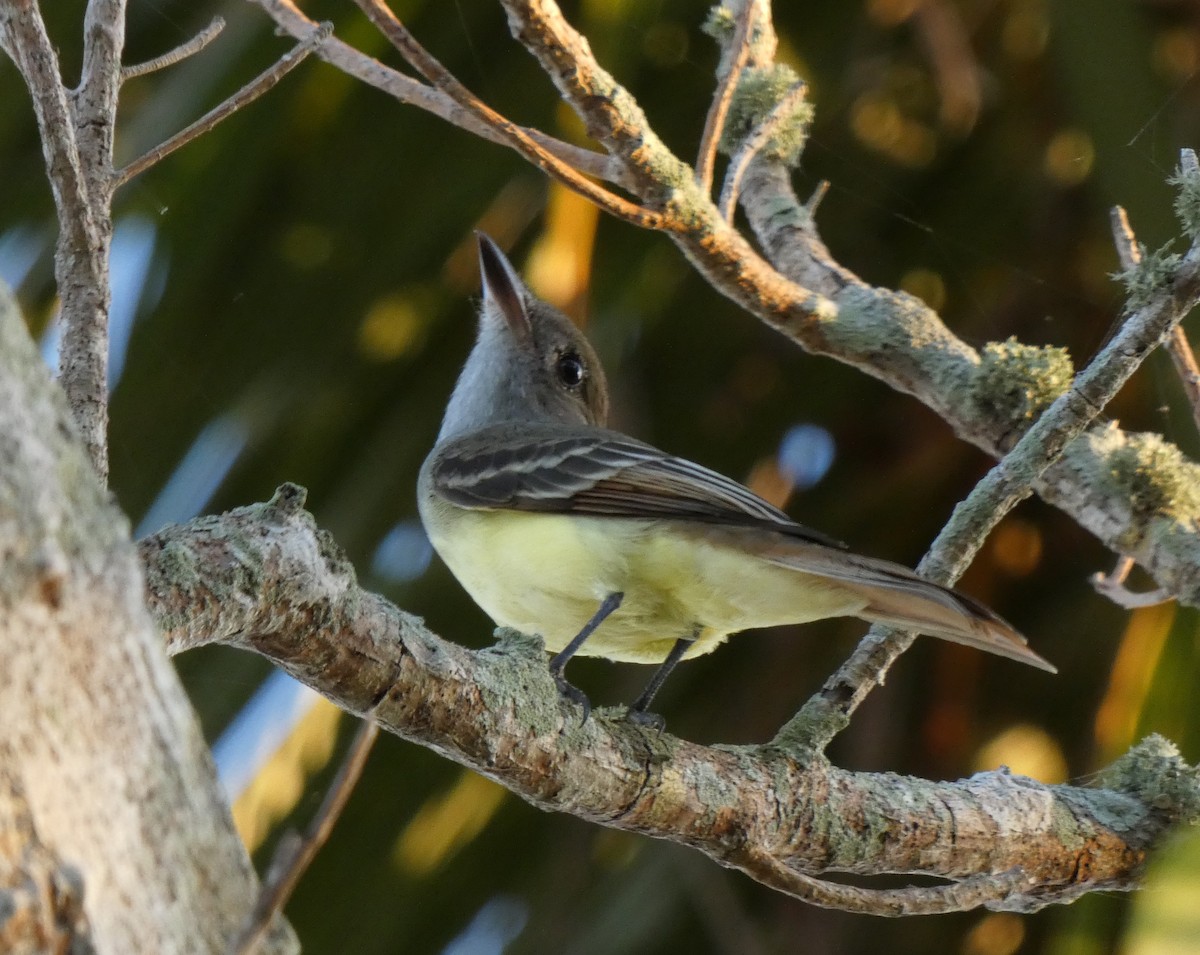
[{"left": 423, "top": 507, "right": 867, "bottom": 664}]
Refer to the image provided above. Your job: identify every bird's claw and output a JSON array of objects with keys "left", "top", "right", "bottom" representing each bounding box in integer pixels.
[
  {"left": 554, "top": 672, "right": 592, "bottom": 726},
  {"left": 627, "top": 707, "right": 666, "bottom": 734}
]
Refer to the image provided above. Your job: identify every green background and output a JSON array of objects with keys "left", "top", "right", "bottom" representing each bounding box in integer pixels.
[{"left": 4, "top": 1, "right": 1200, "bottom": 952}]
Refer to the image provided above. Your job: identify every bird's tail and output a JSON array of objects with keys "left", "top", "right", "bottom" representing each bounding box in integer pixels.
[{"left": 763, "top": 543, "right": 1057, "bottom": 673}]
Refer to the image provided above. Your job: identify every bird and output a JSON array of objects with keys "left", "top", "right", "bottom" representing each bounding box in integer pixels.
[{"left": 417, "top": 233, "right": 1055, "bottom": 723}]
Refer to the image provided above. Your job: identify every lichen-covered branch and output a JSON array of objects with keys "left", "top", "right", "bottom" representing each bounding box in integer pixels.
[
  {"left": 139, "top": 485, "right": 1200, "bottom": 915},
  {"left": 780, "top": 199, "right": 1200, "bottom": 751}
]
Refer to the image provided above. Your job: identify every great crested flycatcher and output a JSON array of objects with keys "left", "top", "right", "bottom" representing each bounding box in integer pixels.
[{"left": 418, "top": 234, "right": 1054, "bottom": 721}]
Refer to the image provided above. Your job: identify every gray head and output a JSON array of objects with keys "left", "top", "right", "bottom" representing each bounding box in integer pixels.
[{"left": 437, "top": 234, "right": 610, "bottom": 441}]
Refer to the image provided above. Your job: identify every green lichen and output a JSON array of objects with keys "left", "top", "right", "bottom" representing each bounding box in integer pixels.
[
  {"left": 971, "top": 337, "right": 1074, "bottom": 426},
  {"left": 1097, "top": 735, "right": 1200, "bottom": 824},
  {"left": 1112, "top": 243, "right": 1182, "bottom": 311},
  {"left": 721, "top": 66, "right": 813, "bottom": 166},
  {"left": 1168, "top": 158, "right": 1200, "bottom": 238},
  {"left": 702, "top": 4, "right": 736, "bottom": 39},
  {"left": 1106, "top": 431, "right": 1200, "bottom": 522}
]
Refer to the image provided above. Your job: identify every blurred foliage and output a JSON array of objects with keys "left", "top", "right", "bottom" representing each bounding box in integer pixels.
[{"left": 4, "top": 0, "right": 1200, "bottom": 952}]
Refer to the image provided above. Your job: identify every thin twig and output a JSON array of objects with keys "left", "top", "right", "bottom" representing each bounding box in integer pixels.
[
  {"left": 912, "top": 0, "right": 982, "bottom": 134},
  {"left": 1166, "top": 325, "right": 1200, "bottom": 432},
  {"left": 245, "top": 0, "right": 633, "bottom": 190},
  {"left": 737, "top": 847, "right": 1029, "bottom": 916},
  {"left": 1091, "top": 556, "right": 1172, "bottom": 609},
  {"left": 351, "top": 0, "right": 665, "bottom": 230},
  {"left": 231, "top": 719, "right": 380, "bottom": 955},
  {"left": 121, "top": 16, "right": 225, "bottom": 81},
  {"left": 718, "top": 81, "right": 807, "bottom": 223},
  {"left": 1110, "top": 205, "right": 1141, "bottom": 271},
  {"left": 695, "top": 0, "right": 756, "bottom": 195},
  {"left": 1112, "top": 204, "right": 1200, "bottom": 439},
  {"left": 805, "top": 179, "right": 830, "bottom": 214},
  {"left": 114, "top": 22, "right": 332, "bottom": 189}
]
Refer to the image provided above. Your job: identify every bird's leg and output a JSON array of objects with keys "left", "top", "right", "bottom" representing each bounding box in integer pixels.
[
  {"left": 627, "top": 629, "right": 697, "bottom": 731},
  {"left": 548, "top": 591, "right": 624, "bottom": 723}
]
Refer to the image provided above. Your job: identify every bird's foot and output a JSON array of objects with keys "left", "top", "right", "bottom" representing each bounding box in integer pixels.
[
  {"left": 553, "top": 672, "right": 592, "bottom": 725},
  {"left": 626, "top": 707, "right": 666, "bottom": 734}
]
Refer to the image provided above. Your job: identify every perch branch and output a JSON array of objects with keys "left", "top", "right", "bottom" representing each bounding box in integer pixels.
[{"left": 138, "top": 485, "right": 1199, "bottom": 915}]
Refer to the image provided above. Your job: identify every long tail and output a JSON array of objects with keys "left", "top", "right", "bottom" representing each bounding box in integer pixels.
[{"left": 764, "top": 543, "right": 1057, "bottom": 673}]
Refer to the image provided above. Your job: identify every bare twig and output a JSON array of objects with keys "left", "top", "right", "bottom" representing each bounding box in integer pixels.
[
  {"left": 121, "top": 16, "right": 225, "bottom": 82},
  {"left": 695, "top": 0, "right": 756, "bottom": 195},
  {"left": 806, "top": 179, "right": 830, "bottom": 214},
  {"left": 498, "top": 0, "right": 838, "bottom": 329},
  {"left": 244, "top": 0, "right": 633, "bottom": 188},
  {"left": 736, "top": 849, "right": 1030, "bottom": 917},
  {"left": 1111, "top": 205, "right": 1141, "bottom": 271},
  {"left": 1091, "top": 556, "right": 1172, "bottom": 609},
  {"left": 1111, "top": 204, "right": 1200, "bottom": 432},
  {"left": 351, "top": 0, "right": 665, "bottom": 230},
  {"left": 912, "top": 0, "right": 982, "bottom": 134},
  {"left": 781, "top": 182, "right": 1200, "bottom": 753},
  {"left": 114, "top": 23, "right": 332, "bottom": 189},
  {"left": 1166, "top": 325, "right": 1200, "bottom": 433},
  {"left": 231, "top": 720, "right": 380, "bottom": 955},
  {"left": 718, "top": 80, "right": 807, "bottom": 222}
]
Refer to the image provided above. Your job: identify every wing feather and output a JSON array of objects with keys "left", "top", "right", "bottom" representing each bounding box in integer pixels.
[{"left": 430, "top": 423, "right": 844, "bottom": 547}]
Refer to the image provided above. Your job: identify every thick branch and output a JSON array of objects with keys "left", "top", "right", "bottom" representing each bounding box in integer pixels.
[
  {"left": 0, "top": 768, "right": 93, "bottom": 952},
  {"left": 0, "top": 285, "right": 295, "bottom": 952},
  {"left": 139, "top": 486, "right": 1200, "bottom": 915}
]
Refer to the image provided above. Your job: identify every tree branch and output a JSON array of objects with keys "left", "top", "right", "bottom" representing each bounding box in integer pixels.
[
  {"left": 120, "top": 15, "right": 225, "bottom": 82},
  {"left": 0, "top": 0, "right": 112, "bottom": 481},
  {"left": 717, "top": 79, "right": 807, "bottom": 222},
  {"left": 232, "top": 721, "right": 379, "bottom": 955},
  {"left": 243, "top": 0, "right": 635, "bottom": 189},
  {"left": 781, "top": 193, "right": 1200, "bottom": 750},
  {"left": 351, "top": 0, "right": 663, "bottom": 229},
  {"left": 139, "top": 485, "right": 1200, "bottom": 915},
  {"left": 114, "top": 22, "right": 332, "bottom": 189},
  {"left": 695, "top": 0, "right": 756, "bottom": 195}
]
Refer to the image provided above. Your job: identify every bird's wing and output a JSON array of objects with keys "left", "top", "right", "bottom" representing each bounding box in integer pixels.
[{"left": 428, "top": 424, "right": 846, "bottom": 548}]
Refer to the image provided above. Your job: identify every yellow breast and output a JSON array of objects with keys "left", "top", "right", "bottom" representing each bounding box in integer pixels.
[{"left": 422, "top": 505, "right": 866, "bottom": 664}]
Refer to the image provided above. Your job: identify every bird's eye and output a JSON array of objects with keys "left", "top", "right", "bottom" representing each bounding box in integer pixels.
[{"left": 555, "top": 351, "right": 585, "bottom": 389}]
